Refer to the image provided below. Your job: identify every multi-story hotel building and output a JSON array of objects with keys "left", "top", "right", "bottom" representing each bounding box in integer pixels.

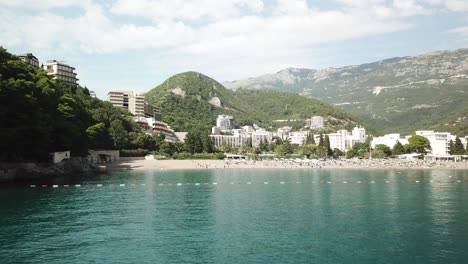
[
  {"left": 107, "top": 90, "right": 158, "bottom": 118},
  {"left": 17, "top": 53, "right": 39, "bottom": 70},
  {"left": 42, "top": 60, "right": 78, "bottom": 84}
]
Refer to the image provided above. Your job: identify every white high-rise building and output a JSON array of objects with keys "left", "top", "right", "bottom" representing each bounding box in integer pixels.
[
  {"left": 107, "top": 91, "right": 155, "bottom": 118},
  {"left": 327, "top": 126, "right": 367, "bottom": 152},
  {"left": 42, "top": 60, "right": 78, "bottom": 84},
  {"left": 311, "top": 116, "right": 324, "bottom": 129},
  {"left": 415, "top": 130, "right": 452, "bottom": 155},
  {"left": 252, "top": 129, "right": 272, "bottom": 147},
  {"left": 216, "top": 115, "right": 235, "bottom": 130},
  {"left": 288, "top": 131, "right": 309, "bottom": 145},
  {"left": 328, "top": 130, "right": 349, "bottom": 152},
  {"left": 17, "top": 53, "right": 39, "bottom": 69}
]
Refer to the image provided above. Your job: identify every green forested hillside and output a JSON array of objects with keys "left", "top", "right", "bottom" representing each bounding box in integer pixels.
[
  {"left": 145, "top": 72, "right": 376, "bottom": 133},
  {"left": 0, "top": 47, "right": 153, "bottom": 162}
]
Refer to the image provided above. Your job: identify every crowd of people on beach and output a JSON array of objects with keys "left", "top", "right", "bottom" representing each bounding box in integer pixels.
[{"left": 221, "top": 158, "right": 466, "bottom": 169}]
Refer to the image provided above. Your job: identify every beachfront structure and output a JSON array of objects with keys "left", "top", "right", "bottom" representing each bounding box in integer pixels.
[
  {"left": 17, "top": 53, "right": 39, "bottom": 69},
  {"left": 252, "top": 129, "right": 273, "bottom": 147},
  {"left": 310, "top": 116, "right": 324, "bottom": 129},
  {"left": 210, "top": 133, "right": 250, "bottom": 148},
  {"left": 216, "top": 115, "right": 235, "bottom": 130},
  {"left": 415, "top": 130, "right": 452, "bottom": 155},
  {"left": 134, "top": 116, "right": 177, "bottom": 142},
  {"left": 328, "top": 126, "right": 367, "bottom": 152},
  {"left": 42, "top": 60, "right": 78, "bottom": 84},
  {"left": 89, "top": 91, "right": 97, "bottom": 98},
  {"left": 328, "top": 130, "right": 349, "bottom": 152},
  {"left": 108, "top": 90, "right": 157, "bottom": 118},
  {"left": 371, "top": 134, "right": 409, "bottom": 149},
  {"left": 288, "top": 131, "right": 309, "bottom": 145}
]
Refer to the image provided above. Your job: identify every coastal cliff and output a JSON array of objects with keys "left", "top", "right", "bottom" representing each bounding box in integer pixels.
[{"left": 0, "top": 157, "right": 100, "bottom": 184}]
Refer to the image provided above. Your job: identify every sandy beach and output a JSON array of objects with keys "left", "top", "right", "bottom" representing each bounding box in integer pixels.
[{"left": 108, "top": 158, "right": 468, "bottom": 171}]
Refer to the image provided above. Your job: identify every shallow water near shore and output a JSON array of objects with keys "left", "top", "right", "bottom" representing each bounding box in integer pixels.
[{"left": 1, "top": 169, "right": 468, "bottom": 263}]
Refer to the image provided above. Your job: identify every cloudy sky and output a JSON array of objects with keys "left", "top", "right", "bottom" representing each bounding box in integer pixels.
[{"left": 1, "top": 0, "right": 468, "bottom": 99}]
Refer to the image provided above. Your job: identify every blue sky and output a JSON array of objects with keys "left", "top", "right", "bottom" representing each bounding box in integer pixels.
[{"left": 1, "top": 0, "right": 468, "bottom": 99}]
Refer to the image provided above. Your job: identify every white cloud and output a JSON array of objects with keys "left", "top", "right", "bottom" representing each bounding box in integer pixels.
[
  {"left": 423, "top": 0, "right": 468, "bottom": 12},
  {"left": 0, "top": 0, "right": 458, "bottom": 84},
  {"left": 110, "top": 0, "right": 264, "bottom": 22},
  {"left": 393, "top": 0, "right": 431, "bottom": 16}
]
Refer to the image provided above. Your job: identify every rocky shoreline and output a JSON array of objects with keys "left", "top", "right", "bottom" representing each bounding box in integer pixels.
[{"left": 0, "top": 157, "right": 100, "bottom": 184}]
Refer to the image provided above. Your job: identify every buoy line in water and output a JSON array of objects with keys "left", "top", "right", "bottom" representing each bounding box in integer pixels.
[{"left": 27, "top": 180, "right": 466, "bottom": 189}]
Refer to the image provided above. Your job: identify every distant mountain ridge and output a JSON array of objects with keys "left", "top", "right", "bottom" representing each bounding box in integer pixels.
[
  {"left": 223, "top": 48, "right": 468, "bottom": 135},
  {"left": 144, "top": 72, "right": 375, "bottom": 133}
]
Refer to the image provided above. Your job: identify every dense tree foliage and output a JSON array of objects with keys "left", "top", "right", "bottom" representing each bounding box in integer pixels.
[
  {"left": 145, "top": 72, "right": 378, "bottom": 133},
  {"left": 392, "top": 141, "right": 406, "bottom": 155},
  {"left": 0, "top": 47, "right": 150, "bottom": 161},
  {"left": 450, "top": 136, "right": 465, "bottom": 155},
  {"left": 406, "top": 135, "right": 431, "bottom": 154}
]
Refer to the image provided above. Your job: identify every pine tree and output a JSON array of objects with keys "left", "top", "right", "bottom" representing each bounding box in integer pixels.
[
  {"left": 453, "top": 137, "right": 465, "bottom": 155},
  {"left": 449, "top": 139, "right": 454, "bottom": 155},
  {"left": 305, "top": 132, "right": 315, "bottom": 145},
  {"left": 392, "top": 140, "right": 405, "bottom": 155}
]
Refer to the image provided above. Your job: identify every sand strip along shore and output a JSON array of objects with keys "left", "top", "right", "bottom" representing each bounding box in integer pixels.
[{"left": 107, "top": 159, "right": 468, "bottom": 172}]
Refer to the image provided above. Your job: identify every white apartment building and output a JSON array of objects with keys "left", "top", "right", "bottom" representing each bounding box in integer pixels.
[
  {"left": 216, "top": 115, "right": 235, "bottom": 130},
  {"left": 415, "top": 130, "right": 452, "bottom": 155},
  {"left": 328, "top": 126, "right": 367, "bottom": 152},
  {"left": 17, "top": 53, "right": 39, "bottom": 69},
  {"left": 311, "top": 116, "right": 324, "bottom": 129},
  {"left": 210, "top": 130, "right": 250, "bottom": 148},
  {"left": 252, "top": 129, "right": 273, "bottom": 147},
  {"left": 371, "top": 134, "right": 408, "bottom": 149},
  {"left": 352, "top": 126, "right": 367, "bottom": 142},
  {"left": 288, "top": 131, "right": 309, "bottom": 145},
  {"left": 89, "top": 91, "right": 97, "bottom": 98},
  {"left": 42, "top": 60, "right": 78, "bottom": 84},
  {"left": 328, "top": 130, "right": 349, "bottom": 152},
  {"left": 108, "top": 91, "right": 155, "bottom": 117}
]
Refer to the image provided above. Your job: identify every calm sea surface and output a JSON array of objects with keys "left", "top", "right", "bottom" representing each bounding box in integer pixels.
[{"left": 1, "top": 169, "right": 468, "bottom": 264}]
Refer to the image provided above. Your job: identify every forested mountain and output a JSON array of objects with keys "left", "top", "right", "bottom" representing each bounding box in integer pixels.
[
  {"left": 224, "top": 48, "right": 468, "bottom": 135},
  {"left": 0, "top": 47, "right": 151, "bottom": 162},
  {"left": 145, "top": 72, "right": 375, "bottom": 133}
]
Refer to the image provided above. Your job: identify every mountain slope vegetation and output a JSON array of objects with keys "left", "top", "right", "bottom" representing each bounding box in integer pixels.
[
  {"left": 224, "top": 49, "right": 468, "bottom": 135},
  {"left": 145, "top": 72, "right": 376, "bottom": 133}
]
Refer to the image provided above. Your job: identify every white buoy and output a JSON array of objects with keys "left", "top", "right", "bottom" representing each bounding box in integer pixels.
[
  {"left": 280, "top": 182, "right": 285, "bottom": 184},
  {"left": 30, "top": 185, "right": 36, "bottom": 188},
  {"left": 120, "top": 184, "right": 125, "bottom": 187},
  {"left": 195, "top": 183, "right": 200, "bottom": 186},
  {"left": 246, "top": 182, "right": 251, "bottom": 185},
  {"left": 97, "top": 184, "right": 103, "bottom": 187},
  {"left": 52, "top": 185, "right": 58, "bottom": 188},
  {"left": 75, "top": 184, "right": 81, "bottom": 187},
  {"left": 264, "top": 182, "right": 269, "bottom": 184},
  {"left": 213, "top": 182, "right": 218, "bottom": 185}
]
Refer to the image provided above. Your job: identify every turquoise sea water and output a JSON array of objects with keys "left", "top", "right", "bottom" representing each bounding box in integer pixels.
[{"left": 1, "top": 169, "right": 468, "bottom": 264}]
